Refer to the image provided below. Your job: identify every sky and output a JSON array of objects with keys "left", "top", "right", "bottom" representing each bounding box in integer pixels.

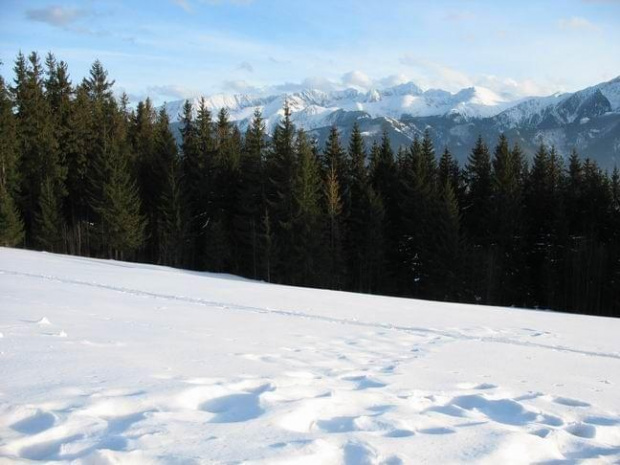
[{"left": 1, "top": 0, "right": 620, "bottom": 105}]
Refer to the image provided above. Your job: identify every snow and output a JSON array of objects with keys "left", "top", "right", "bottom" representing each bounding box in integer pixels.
[
  {"left": 163, "top": 82, "right": 523, "bottom": 133},
  {"left": 1, "top": 247, "right": 619, "bottom": 464}
]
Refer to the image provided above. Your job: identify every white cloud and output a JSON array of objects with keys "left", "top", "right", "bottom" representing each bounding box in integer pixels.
[
  {"left": 236, "top": 61, "right": 254, "bottom": 72},
  {"left": 147, "top": 84, "right": 202, "bottom": 100},
  {"left": 25, "top": 5, "right": 92, "bottom": 28},
  {"left": 443, "top": 11, "right": 476, "bottom": 22},
  {"left": 398, "top": 54, "right": 556, "bottom": 97},
  {"left": 341, "top": 70, "right": 373, "bottom": 89},
  {"left": 221, "top": 79, "right": 261, "bottom": 93},
  {"left": 172, "top": 0, "right": 193, "bottom": 13},
  {"left": 378, "top": 74, "right": 411, "bottom": 87},
  {"left": 558, "top": 16, "right": 600, "bottom": 31}
]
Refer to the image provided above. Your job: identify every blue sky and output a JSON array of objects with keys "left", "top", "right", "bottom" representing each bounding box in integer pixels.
[{"left": 1, "top": 0, "right": 620, "bottom": 104}]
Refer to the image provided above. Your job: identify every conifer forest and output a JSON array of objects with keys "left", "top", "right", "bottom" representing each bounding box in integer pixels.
[{"left": 1, "top": 52, "right": 619, "bottom": 317}]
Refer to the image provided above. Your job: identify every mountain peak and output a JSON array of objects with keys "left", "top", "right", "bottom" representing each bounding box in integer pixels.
[{"left": 382, "top": 82, "right": 423, "bottom": 96}]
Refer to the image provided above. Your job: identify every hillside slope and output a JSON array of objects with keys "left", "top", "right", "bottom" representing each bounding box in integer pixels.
[{"left": 1, "top": 248, "right": 619, "bottom": 464}]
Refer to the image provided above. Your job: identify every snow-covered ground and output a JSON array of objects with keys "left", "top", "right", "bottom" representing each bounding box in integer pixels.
[{"left": 1, "top": 248, "right": 619, "bottom": 464}]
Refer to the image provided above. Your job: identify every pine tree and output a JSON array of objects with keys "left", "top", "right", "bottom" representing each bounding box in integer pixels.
[
  {"left": 0, "top": 68, "right": 23, "bottom": 246},
  {"left": 524, "top": 143, "right": 566, "bottom": 308},
  {"left": 462, "top": 135, "right": 493, "bottom": 302},
  {"left": 82, "top": 60, "right": 115, "bottom": 101},
  {"left": 366, "top": 186, "right": 386, "bottom": 293},
  {"left": 13, "top": 52, "right": 66, "bottom": 246},
  {"left": 345, "top": 123, "right": 372, "bottom": 291},
  {"left": 0, "top": 69, "right": 20, "bottom": 199},
  {"left": 399, "top": 131, "right": 439, "bottom": 297},
  {"left": 35, "top": 177, "right": 64, "bottom": 251},
  {"left": 82, "top": 59, "right": 119, "bottom": 257},
  {"left": 490, "top": 134, "right": 526, "bottom": 305},
  {"left": 155, "top": 107, "right": 186, "bottom": 266},
  {"left": 266, "top": 101, "right": 297, "bottom": 282},
  {"left": 179, "top": 100, "right": 198, "bottom": 260},
  {"left": 64, "top": 84, "right": 92, "bottom": 255},
  {"left": 464, "top": 135, "right": 493, "bottom": 244},
  {"left": 429, "top": 180, "right": 461, "bottom": 300},
  {"left": 291, "top": 129, "right": 323, "bottom": 286},
  {"left": 324, "top": 165, "right": 344, "bottom": 289},
  {"left": 236, "top": 109, "right": 267, "bottom": 279},
  {"left": 206, "top": 108, "right": 240, "bottom": 272},
  {"left": 438, "top": 146, "right": 460, "bottom": 195},
  {"left": 94, "top": 105, "right": 146, "bottom": 260},
  {"left": 0, "top": 183, "right": 24, "bottom": 247},
  {"left": 131, "top": 98, "right": 159, "bottom": 261},
  {"left": 369, "top": 129, "right": 399, "bottom": 293},
  {"left": 323, "top": 125, "right": 349, "bottom": 207}
]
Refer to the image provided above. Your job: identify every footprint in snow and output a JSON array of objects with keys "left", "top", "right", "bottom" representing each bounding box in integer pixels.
[
  {"left": 553, "top": 396, "right": 591, "bottom": 407},
  {"left": 10, "top": 410, "right": 56, "bottom": 435}
]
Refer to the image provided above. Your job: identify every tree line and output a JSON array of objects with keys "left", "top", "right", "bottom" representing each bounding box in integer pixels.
[{"left": 1, "top": 52, "right": 619, "bottom": 317}]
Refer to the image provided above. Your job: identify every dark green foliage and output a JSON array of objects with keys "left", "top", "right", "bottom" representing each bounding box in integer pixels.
[
  {"left": 291, "top": 130, "right": 324, "bottom": 286},
  {"left": 93, "top": 129, "right": 147, "bottom": 260},
  {"left": 266, "top": 102, "right": 297, "bottom": 282},
  {"left": 4, "top": 51, "right": 620, "bottom": 317},
  {"left": 369, "top": 129, "right": 399, "bottom": 293},
  {"left": 35, "top": 177, "right": 64, "bottom": 251},
  {"left": 155, "top": 107, "right": 187, "bottom": 266},
  {"left": 0, "top": 183, "right": 24, "bottom": 247},
  {"left": 0, "top": 70, "right": 20, "bottom": 198},
  {"left": 464, "top": 135, "right": 493, "bottom": 245},
  {"left": 236, "top": 109, "right": 267, "bottom": 279},
  {"left": 13, "top": 52, "right": 66, "bottom": 245}
]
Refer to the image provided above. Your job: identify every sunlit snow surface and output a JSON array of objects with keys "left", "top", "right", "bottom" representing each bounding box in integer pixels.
[{"left": 1, "top": 247, "right": 619, "bottom": 464}]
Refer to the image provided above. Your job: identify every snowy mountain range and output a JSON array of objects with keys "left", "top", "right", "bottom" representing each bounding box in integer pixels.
[{"left": 164, "top": 76, "right": 620, "bottom": 169}]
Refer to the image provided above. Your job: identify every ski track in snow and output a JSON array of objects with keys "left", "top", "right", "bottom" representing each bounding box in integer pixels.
[
  {"left": 1, "top": 254, "right": 620, "bottom": 464},
  {"left": 1, "top": 268, "right": 619, "bottom": 362}
]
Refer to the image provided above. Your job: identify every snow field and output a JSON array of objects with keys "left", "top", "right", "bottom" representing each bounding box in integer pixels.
[{"left": 0, "top": 248, "right": 619, "bottom": 464}]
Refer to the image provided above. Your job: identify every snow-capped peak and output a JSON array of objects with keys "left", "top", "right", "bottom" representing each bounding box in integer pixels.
[{"left": 163, "top": 81, "right": 525, "bottom": 131}]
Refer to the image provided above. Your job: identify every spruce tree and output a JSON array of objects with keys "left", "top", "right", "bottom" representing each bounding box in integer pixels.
[
  {"left": 324, "top": 166, "right": 345, "bottom": 289},
  {"left": 236, "top": 109, "right": 267, "bottom": 279},
  {"left": 64, "top": 84, "right": 92, "bottom": 254},
  {"left": 438, "top": 146, "right": 460, "bottom": 195},
  {"left": 83, "top": 59, "right": 118, "bottom": 257},
  {"left": 524, "top": 143, "right": 565, "bottom": 308},
  {"left": 94, "top": 104, "right": 146, "bottom": 260},
  {"left": 0, "top": 70, "right": 20, "bottom": 201},
  {"left": 206, "top": 108, "right": 240, "bottom": 272},
  {"left": 266, "top": 101, "right": 297, "bottom": 282},
  {"left": 13, "top": 52, "right": 66, "bottom": 247},
  {"left": 490, "top": 134, "right": 526, "bottom": 305},
  {"left": 462, "top": 135, "right": 493, "bottom": 302},
  {"left": 291, "top": 129, "right": 323, "bottom": 286},
  {"left": 0, "top": 68, "right": 24, "bottom": 246},
  {"left": 429, "top": 180, "right": 461, "bottom": 301},
  {"left": 369, "top": 129, "right": 398, "bottom": 293},
  {"left": 464, "top": 135, "right": 493, "bottom": 245},
  {"left": 155, "top": 107, "right": 186, "bottom": 266},
  {"left": 131, "top": 98, "right": 158, "bottom": 261},
  {"left": 35, "top": 177, "right": 64, "bottom": 251},
  {"left": 345, "top": 123, "right": 371, "bottom": 291},
  {"left": 0, "top": 184, "right": 24, "bottom": 247},
  {"left": 323, "top": 126, "right": 349, "bottom": 209}
]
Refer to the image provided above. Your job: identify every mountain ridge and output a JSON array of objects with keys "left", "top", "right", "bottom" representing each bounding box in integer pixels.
[{"left": 164, "top": 76, "right": 620, "bottom": 169}]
